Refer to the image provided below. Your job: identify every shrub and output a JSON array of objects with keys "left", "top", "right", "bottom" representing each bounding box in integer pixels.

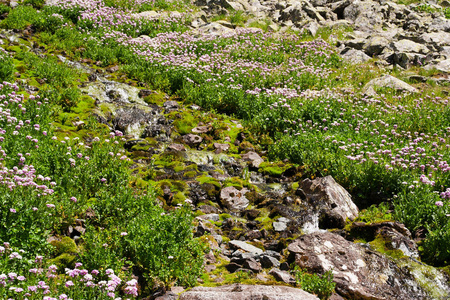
[
  {"left": 126, "top": 204, "right": 205, "bottom": 287},
  {"left": 0, "top": 5, "right": 38, "bottom": 30},
  {"left": 0, "top": 50, "right": 14, "bottom": 82}
]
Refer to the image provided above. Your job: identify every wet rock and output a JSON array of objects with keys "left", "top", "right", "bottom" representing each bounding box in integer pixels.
[
  {"left": 183, "top": 134, "right": 203, "bottom": 146},
  {"left": 112, "top": 107, "right": 153, "bottom": 137},
  {"left": 229, "top": 257, "right": 262, "bottom": 273},
  {"left": 199, "top": 205, "right": 220, "bottom": 214},
  {"left": 220, "top": 186, "right": 250, "bottom": 211},
  {"left": 241, "top": 151, "right": 263, "bottom": 168},
  {"left": 269, "top": 268, "right": 295, "bottom": 284},
  {"left": 189, "top": 182, "right": 209, "bottom": 204},
  {"left": 142, "top": 124, "right": 171, "bottom": 138},
  {"left": 229, "top": 240, "right": 264, "bottom": 255},
  {"left": 362, "top": 74, "right": 418, "bottom": 94},
  {"left": 179, "top": 284, "right": 319, "bottom": 300},
  {"left": 288, "top": 231, "right": 430, "bottom": 300},
  {"left": 244, "top": 229, "right": 263, "bottom": 240},
  {"left": 163, "top": 100, "right": 178, "bottom": 111},
  {"left": 301, "top": 176, "right": 358, "bottom": 229}
]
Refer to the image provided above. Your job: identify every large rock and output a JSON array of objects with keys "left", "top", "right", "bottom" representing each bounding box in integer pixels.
[
  {"left": 418, "top": 31, "right": 450, "bottom": 50},
  {"left": 363, "top": 36, "right": 390, "bottom": 56},
  {"left": 220, "top": 186, "right": 250, "bottom": 211},
  {"left": 300, "top": 176, "right": 358, "bottom": 229},
  {"left": 362, "top": 75, "right": 418, "bottom": 94},
  {"left": 391, "top": 39, "right": 429, "bottom": 54},
  {"left": 179, "top": 284, "right": 319, "bottom": 300},
  {"left": 112, "top": 107, "right": 153, "bottom": 138},
  {"left": 341, "top": 49, "right": 372, "bottom": 64},
  {"left": 343, "top": 1, "right": 384, "bottom": 31},
  {"left": 425, "top": 59, "right": 450, "bottom": 74},
  {"left": 288, "top": 231, "right": 430, "bottom": 299}
]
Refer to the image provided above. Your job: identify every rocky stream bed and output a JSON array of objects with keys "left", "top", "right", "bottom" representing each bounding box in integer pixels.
[{"left": 4, "top": 0, "right": 450, "bottom": 298}]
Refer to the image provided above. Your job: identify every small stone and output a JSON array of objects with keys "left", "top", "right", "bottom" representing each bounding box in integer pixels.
[
  {"left": 192, "top": 125, "right": 211, "bottom": 134},
  {"left": 197, "top": 214, "right": 220, "bottom": 222},
  {"left": 213, "top": 143, "right": 230, "bottom": 154},
  {"left": 167, "top": 143, "right": 186, "bottom": 152},
  {"left": 163, "top": 100, "right": 178, "bottom": 111},
  {"left": 183, "top": 134, "right": 203, "bottom": 146},
  {"left": 241, "top": 151, "right": 264, "bottom": 168},
  {"left": 220, "top": 186, "right": 249, "bottom": 211},
  {"left": 269, "top": 268, "right": 295, "bottom": 284}
]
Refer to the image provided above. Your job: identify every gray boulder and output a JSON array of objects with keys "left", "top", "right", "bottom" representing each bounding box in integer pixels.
[
  {"left": 301, "top": 176, "right": 358, "bottom": 229},
  {"left": 179, "top": 284, "right": 319, "bottom": 300},
  {"left": 341, "top": 49, "right": 372, "bottom": 64},
  {"left": 362, "top": 75, "right": 418, "bottom": 94},
  {"left": 425, "top": 59, "right": 450, "bottom": 73},
  {"left": 288, "top": 231, "right": 431, "bottom": 300}
]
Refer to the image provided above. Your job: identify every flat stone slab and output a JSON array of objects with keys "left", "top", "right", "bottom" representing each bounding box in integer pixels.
[
  {"left": 179, "top": 284, "right": 319, "bottom": 300},
  {"left": 229, "top": 240, "right": 264, "bottom": 255}
]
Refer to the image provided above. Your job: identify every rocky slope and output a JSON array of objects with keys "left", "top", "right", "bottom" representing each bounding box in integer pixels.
[{"left": 3, "top": 0, "right": 450, "bottom": 298}]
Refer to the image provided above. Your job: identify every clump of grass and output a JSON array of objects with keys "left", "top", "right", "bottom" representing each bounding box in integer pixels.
[{"left": 293, "top": 266, "right": 336, "bottom": 300}]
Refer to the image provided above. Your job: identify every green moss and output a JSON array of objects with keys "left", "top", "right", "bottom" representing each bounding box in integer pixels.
[
  {"left": 196, "top": 176, "right": 221, "bottom": 188},
  {"left": 219, "top": 213, "right": 232, "bottom": 221},
  {"left": 172, "top": 191, "right": 186, "bottom": 205},
  {"left": 157, "top": 179, "right": 189, "bottom": 193},
  {"left": 369, "top": 235, "right": 406, "bottom": 260},
  {"left": 355, "top": 202, "right": 393, "bottom": 224},
  {"left": 184, "top": 170, "right": 197, "bottom": 178},
  {"left": 71, "top": 95, "right": 95, "bottom": 114},
  {"left": 50, "top": 236, "right": 78, "bottom": 255},
  {"left": 134, "top": 177, "right": 148, "bottom": 189},
  {"left": 292, "top": 181, "right": 299, "bottom": 191},
  {"left": 131, "top": 140, "right": 154, "bottom": 152},
  {"left": 143, "top": 91, "right": 165, "bottom": 105},
  {"left": 201, "top": 183, "right": 220, "bottom": 198},
  {"left": 258, "top": 161, "right": 292, "bottom": 177},
  {"left": 254, "top": 208, "right": 273, "bottom": 231},
  {"left": 48, "top": 253, "right": 77, "bottom": 270},
  {"left": 222, "top": 177, "right": 244, "bottom": 189},
  {"left": 172, "top": 111, "right": 199, "bottom": 135}
]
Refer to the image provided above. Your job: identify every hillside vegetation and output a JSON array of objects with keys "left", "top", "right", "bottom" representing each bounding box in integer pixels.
[{"left": 1, "top": 0, "right": 450, "bottom": 298}]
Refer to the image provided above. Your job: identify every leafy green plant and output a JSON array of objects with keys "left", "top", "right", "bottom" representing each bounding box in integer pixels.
[
  {"left": 126, "top": 204, "right": 205, "bottom": 287},
  {"left": 294, "top": 266, "right": 336, "bottom": 299},
  {"left": 0, "top": 4, "right": 10, "bottom": 15},
  {"left": 0, "top": 5, "right": 39, "bottom": 29},
  {"left": 0, "top": 50, "right": 14, "bottom": 82}
]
